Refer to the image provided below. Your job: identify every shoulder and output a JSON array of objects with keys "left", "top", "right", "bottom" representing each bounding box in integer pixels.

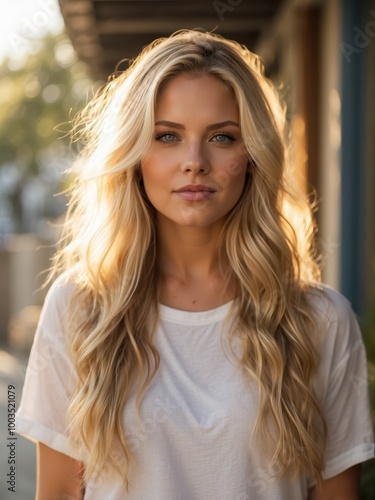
[
  {"left": 304, "top": 283, "right": 365, "bottom": 381},
  {"left": 304, "top": 286, "right": 374, "bottom": 476},
  {"left": 39, "top": 271, "right": 81, "bottom": 331},
  {"left": 305, "top": 283, "right": 361, "bottom": 338},
  {"left": 305, "top": 283, "right": 355, "bottom": 322},
  {"left": 45, "top": 271, "right": 78, "bottom": 300}
]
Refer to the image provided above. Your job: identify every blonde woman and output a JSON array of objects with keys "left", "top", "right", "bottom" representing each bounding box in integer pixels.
[{"left": 16, "top": 30, "right": 373, "bottom": 499}]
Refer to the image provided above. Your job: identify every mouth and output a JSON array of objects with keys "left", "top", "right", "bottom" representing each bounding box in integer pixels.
[
  {"left": 174, "top": 184, "right": 216, "bottom": 193},
  {"left": 173, "top": 184, "right": 216, "bottom": 201}
]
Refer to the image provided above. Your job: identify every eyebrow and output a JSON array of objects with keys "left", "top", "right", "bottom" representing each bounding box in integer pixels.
[{"left": 154, "top": 120, "right": 239, "bottom": 130}]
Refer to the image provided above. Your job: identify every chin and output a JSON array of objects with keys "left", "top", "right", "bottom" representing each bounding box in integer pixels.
[
  {"left": 176, "top": 214, "right": 222, "bottom": 227},
  {"left": 175, "top": 218, "right": 209, "bottom": 227},
  {"left": 157, "top": 208, "right": 224, "bottom": 228}
]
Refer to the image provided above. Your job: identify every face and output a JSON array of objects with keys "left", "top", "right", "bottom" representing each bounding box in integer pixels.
[{"left": 141, "top": 74, "right": 249, "bottom": 229}]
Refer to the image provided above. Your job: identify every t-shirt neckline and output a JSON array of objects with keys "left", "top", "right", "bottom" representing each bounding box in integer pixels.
[{"left": 158, "top": 300, "right": 235, "bottom": 325}]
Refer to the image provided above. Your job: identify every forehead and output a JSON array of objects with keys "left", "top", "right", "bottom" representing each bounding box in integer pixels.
[{"left": 155, "top": 74, "right": 238, "bottom": 120}]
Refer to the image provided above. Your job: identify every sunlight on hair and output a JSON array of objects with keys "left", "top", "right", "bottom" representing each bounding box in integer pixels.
[{"left": 49, "top": 29, "right": 326, "bottom": 489}]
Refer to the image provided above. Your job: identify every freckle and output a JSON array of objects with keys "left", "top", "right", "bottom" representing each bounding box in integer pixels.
[{"left": 192, "top": 300, "right": 196, "bottom": 304}]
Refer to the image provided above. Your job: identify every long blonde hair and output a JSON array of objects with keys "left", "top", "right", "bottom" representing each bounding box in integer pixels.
[{"left": 52, "top": 30, "right": 326, "bottom": 488}]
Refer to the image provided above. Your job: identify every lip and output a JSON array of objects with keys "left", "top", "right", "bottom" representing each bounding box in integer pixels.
[
  {"left": 174, "top": 191, "right": 215, "bottom": 201},
  {"left": 173, "top": 184, "right": 216, "bottom": 202},
  {"left": 174, "top": 184, "right": 216, "bottom": 193}
]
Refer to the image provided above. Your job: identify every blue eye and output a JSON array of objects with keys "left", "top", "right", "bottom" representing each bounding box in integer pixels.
[
  {"left": 155, "top": 132, "right": 178, "bottom": 142},
  {"left": 212, "top": 133, "right": 235, "bottom": 143}
]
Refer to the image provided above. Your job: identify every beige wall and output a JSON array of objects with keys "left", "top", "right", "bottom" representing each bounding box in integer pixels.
[
  {"left": 256, "top": 0, "right": 343, "bottom": 289},
  {"left": 0, "top": 235, "right": 53, "bottom": 342},
  {"left": 318, "top": 0, "right": 342, "bottom": 289}
]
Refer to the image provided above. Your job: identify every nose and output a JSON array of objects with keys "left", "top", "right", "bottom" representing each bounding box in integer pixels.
[{"left": 181, "top": 142, "right": 210, "bottom": 174}]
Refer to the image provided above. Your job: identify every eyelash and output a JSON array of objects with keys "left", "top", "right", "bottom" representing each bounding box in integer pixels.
[
  {"left": 155, "top": 131, "right": 178, "bottom": 142},
  {"left": 154, "top": 132, "right": 235, "bottom": 143},
  {"left": 213, "top": 133, "right": 235, "bottom": 143}
]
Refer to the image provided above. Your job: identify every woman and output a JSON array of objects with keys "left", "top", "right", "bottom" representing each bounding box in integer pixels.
[{"left": 16, "top": 30, "right": 373, "bottom": 499}]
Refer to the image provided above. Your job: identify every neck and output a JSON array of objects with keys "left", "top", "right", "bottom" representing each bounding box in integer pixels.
[{"left": 156, "top": 215, "right": 229, "bottom": 281}]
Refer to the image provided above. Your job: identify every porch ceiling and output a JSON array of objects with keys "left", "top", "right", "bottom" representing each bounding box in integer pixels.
[{"left": 59, "top": 0, "right": 283, "bottom": 80}]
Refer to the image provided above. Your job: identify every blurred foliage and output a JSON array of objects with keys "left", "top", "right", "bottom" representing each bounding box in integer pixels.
[{"left": 0, "top": 31, "right": 94, "bottom": 232}]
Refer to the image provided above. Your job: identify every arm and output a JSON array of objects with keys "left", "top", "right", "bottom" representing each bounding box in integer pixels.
[
  {"left": 36, "top": 442, "right": 85, "bottom": 500},
  {"left": 307, "top": 464, "right": 361, "bottom": 500}
]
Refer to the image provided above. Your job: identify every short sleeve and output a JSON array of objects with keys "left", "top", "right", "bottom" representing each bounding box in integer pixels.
[
  {"left": 15, "top": 275, "right": 85, "bottom": 461},
  {"left": 310, "top": 287, "right": 374, "bottom": 481}
]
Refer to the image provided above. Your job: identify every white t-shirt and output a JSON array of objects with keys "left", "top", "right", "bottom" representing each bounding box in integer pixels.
[{"left": 16, "top": 276, "right": 374, "bottom": 499}]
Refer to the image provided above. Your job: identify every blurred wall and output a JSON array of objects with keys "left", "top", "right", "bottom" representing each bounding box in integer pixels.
[
  {"left": 0, "top": 235, "right": 53, "bottom": 343},
  {"left": 256, "top": 0, "right": 374, "bottom": 316},
  {"left": 318, "top": 0, "right": 342, "bottom": 290}
]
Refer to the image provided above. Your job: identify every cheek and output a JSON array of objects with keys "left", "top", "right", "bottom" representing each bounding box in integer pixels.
[
  {"left": 141, "top": 147, "right": 176, "bottom": 183},
  {"left": 215, "top": 156, "right": 248, "bottom": 193},
  {"left": 141, "top": 157, "right": 161, "bottom": 187},
  {"left": 140, "top": 159, "right": 173, "bottom": 210}
]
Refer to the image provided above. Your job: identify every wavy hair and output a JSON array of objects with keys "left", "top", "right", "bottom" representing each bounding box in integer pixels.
[{"left": 51, "top": 30, "right": 326, "bottom": 489}]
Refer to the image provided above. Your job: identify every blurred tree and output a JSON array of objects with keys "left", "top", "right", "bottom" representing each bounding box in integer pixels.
[{"left": 0, "top": 31, "right": 95, "bottom": 233}]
